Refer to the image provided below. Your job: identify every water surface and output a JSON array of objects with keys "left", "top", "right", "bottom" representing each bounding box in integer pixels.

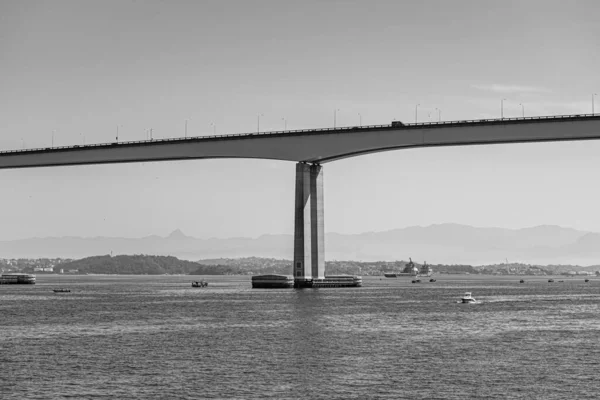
[{"left": 1, "top": 274, "right": 599, "bottom": 399}]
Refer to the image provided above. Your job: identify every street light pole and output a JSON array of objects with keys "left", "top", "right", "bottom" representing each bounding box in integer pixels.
[
  {"left": 435, "top": 108, "right": 441, "bottom": 122},
  {"left": 210, "top": 122, "right": 216, "bottom": 135},
  {"left": 334, "top": 109, "right": 340, "bottom": 128},
  {"left": 594, "top": 94, "right": 598, "bottom": 115},
  {"left": 282, "top": 117, "right": 287, "bottom": 131},
  {"left": 415, "top": 104, "right": 420, "bottom": 123},
  {"left": 519, "top": 103, "right": 524, "bottom": 118},
  {"left": 501, "top": 98, "right": 507, "bottom": 119},
  {"left": 116, "top": 125, "right": 119, "bottom": 142},
  {"left": 185, "top": 120, "right": 188, "bottom": 138},
  {"left": 52, "top": 130, "right": 55, "bottom": 147},
  {"left": 358, "top": 113, "right": 362, "bottom": 127},
  {"left": 257, "top": 113, "right": 264, "bottom": 133}
]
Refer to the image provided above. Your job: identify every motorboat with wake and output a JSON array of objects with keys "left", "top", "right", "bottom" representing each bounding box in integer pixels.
[{"left": 461, "top": 292, "right": 477, "bottom": 304}]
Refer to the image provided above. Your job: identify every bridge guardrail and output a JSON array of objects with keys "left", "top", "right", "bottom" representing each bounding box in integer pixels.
[{"left": 1, "top": 113, "right": 599, "bottom": 155}]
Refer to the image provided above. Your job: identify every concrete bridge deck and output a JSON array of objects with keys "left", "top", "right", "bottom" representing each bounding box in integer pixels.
[{"left": 1, "top": 114, "right": 599, "bottom": 169}]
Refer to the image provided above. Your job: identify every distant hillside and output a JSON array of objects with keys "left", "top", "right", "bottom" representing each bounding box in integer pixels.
[
  {"left": 7, "top": 254, "right": 597, "bottom": 276},
  {"left": 196, "top": 257, "right": 479, "bottom": 276},
  {"left": 4, "top": 224, "right": 600, "bottom": 265},
  {"left": 58, "top": 255, "right": 201, "bottom": 275},
  {"left": 196, "top": 257, "right": 600, "bottom": 276},
  {"left": 195, "top": 257, "right": 291, "bottom": 275}
]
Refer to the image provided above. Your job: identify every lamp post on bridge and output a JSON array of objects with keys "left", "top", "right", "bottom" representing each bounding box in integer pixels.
[
  {"left": 185, "top": 120, "right": 188, "bottom": 138},
  {"left": 415, "top": 104, "right": 420, "bottom": 123},
  {"left": 358, "top": 113, "right": 362, "bottom": 127},
  {"left": 519, "top": 103, "right": 525, "bottom": 118},
  {"left": 282, "top": 117, "right": 287, "bottom": 131},
  {"left": 210, "top": 122, "right": 216, "bottom": 135},
  {"left": 501, "top": 98, "right": 507, "bottom": 120},
  {"left": 435, "top": 108, "right": 441, "bottom": 122},
  {"left": 334, "top": 109, "right": 340, "bottom": 128},
  {"left": 257, "top": 113, "right": 264, "bottom": 133},
  {"left": 594, "top": 94, "right": 598, "bottom": 115},
  {"left": 52, "top": 130, "right": 55, "bottom": 147}
]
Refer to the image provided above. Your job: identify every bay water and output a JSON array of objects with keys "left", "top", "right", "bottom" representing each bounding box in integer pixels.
[{"left": 2, "top": 274, "right": 600, "bottom": 399}]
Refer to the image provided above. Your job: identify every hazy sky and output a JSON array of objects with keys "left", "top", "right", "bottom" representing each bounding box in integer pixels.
[{"left": 1, "top": 0, "right": 599, "bottom": 240}]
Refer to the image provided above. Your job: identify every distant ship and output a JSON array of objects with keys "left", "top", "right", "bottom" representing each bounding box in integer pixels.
[
  {"left": 419, "top": 261, "right": 433, "bottom": 277},
  {"left": 384, "top": 258, "right": 424, "bottom": 278}
]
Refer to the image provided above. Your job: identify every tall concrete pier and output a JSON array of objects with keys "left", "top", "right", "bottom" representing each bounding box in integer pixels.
[{"left": 293, "top": 162, "right": 325, "bottom": 286}]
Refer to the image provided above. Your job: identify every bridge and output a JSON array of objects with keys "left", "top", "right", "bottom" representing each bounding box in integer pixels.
[{"left": 2, "top": 114, "right": 600, "bottom": 285}]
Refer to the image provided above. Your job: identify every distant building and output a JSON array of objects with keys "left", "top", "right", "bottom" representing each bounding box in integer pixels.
[{"left": 33, "top": 267, "right": 54, "bottom": 272}]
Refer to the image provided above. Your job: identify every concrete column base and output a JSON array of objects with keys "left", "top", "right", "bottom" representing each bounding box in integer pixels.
[{"left": 293, "top": 163, "right": 325, "bottom": 282}]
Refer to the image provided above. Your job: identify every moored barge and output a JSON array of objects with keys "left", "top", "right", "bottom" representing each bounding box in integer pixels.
[
  {"left": 251, "top": 275, "right": 294, "bottom": 289},
  {"left": 294, "top": 275, "right": 362, "bottom": 288},
  {"left": 252, "top": 274, "right": 362, "bottom": 289},
  {"left": 0, "top": 273, "right": 36, "bottom": 284}
]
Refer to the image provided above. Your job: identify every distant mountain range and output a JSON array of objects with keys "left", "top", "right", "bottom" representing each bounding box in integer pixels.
[{"left": 3, "top": 224, "right": 600, "bottom": 266}]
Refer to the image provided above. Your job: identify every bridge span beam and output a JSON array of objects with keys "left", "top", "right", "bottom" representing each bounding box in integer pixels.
[{"left": 293, "top": 162, "right": 325, "bottom": 286}]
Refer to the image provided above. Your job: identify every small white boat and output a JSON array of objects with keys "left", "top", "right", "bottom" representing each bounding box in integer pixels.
[{"left": 461, "top": 292, "right": 476, "bottom": 303}]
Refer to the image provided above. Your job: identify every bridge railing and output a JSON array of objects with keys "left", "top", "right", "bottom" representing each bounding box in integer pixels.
[
  {"left": 2, "top": 113, "right": 599, "bottom": 155},
  {"left": 402, "top": 113, "right": 599, "bottom": 127}
]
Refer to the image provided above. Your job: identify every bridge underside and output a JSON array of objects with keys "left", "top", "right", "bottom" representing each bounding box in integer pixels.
[{"left": 0, "top": 115, "right": 599, "bottom": 169}]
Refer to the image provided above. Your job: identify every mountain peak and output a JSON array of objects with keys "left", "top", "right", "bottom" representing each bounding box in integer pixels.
[{"left": 167, "top": 229, "right": 187, "bottom": 239}]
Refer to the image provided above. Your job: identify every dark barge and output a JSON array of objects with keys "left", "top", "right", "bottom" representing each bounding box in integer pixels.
[
  {"left": 252, "top": 275, "right": 362, "bottom": 289},
  {"left": 0, "top": 273, "right": 36, "bottom": 284},
  {"left": 251, "top": 275, "right": 294, "bottom": 289}
]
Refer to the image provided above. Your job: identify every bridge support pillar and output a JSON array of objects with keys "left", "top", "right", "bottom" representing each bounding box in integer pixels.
[{"left": 293, "top": 162, "right": 325, "bottom": 286}]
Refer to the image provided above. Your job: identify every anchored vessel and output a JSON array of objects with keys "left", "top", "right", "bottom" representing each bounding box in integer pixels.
[
  {"left": 384, "top": 258, "right": 418, "bottom": 278},
  {"left": 294, "top": 275, "right": 362, "bottom": 288},
  {"left": 385, "top": 258, "right": 432, "bottom": 278},
  {"left": 0, "top": 273, "right": 36, "bottom": 284},
  {"left": 252, "top": 275, "right": 294, "bottom": 289},
  {"left": 252, "top": 274, "right": 362, "bottom": 289},
  {"left": 419, "top": 261, "right": 432, "bottom": 277}
]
